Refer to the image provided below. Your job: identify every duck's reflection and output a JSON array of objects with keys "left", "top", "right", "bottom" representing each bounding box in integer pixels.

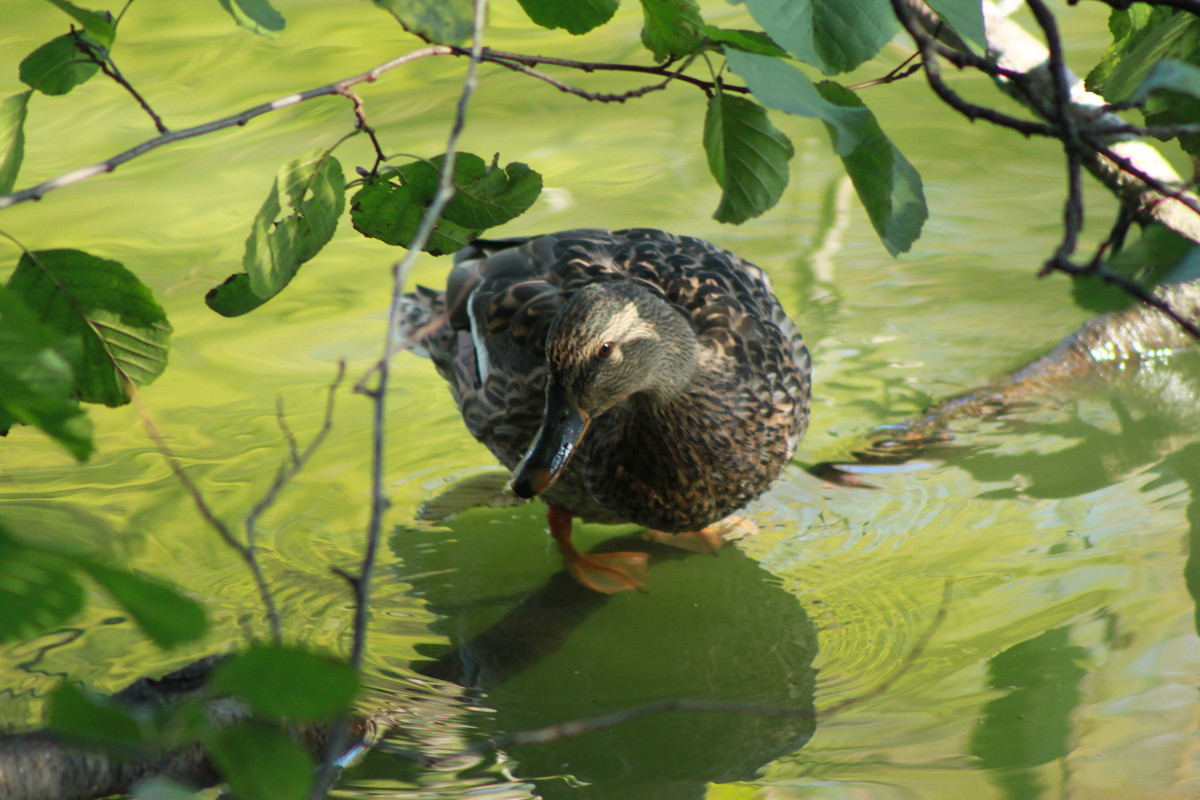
[{"left": 393, "top": 502, "right": 818, "bottom": 799}]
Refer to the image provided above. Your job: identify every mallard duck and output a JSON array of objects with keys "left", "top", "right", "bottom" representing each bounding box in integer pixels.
[{"left": 401, "top": 228, "right": 811, "bottom": 593}]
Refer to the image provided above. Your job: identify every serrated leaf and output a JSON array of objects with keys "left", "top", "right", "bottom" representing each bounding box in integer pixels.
[
  {"left": 71, "top": 557, "right": 207, "bottom": 648},
  {"left": 351, "top": 177, "right": 476, "bottom": 255},
  {"left": 211, "top": 643, "right": 359, "bottom": 720},
  {"left": 925, "top": 0, "right": 986, "bottom": 50},
  {"left": 218, "top": 0, "right": 286, "bottom": 38},
  {"left": 43, "top": 0, "right": 116, "bottom": 48},
  {"left": 640, "top": 0, "right": 705, "bottom": 61},
  {"left": 19, "top": 32, "right": 103, "bottom": 96},
  {"left": 210, "top": 724, "right": 313, "bottom": 800},
  {"left": 7, "top": 250, "right": 171, "bottom": 407},
  {"left": 0, "top": 525, "right": 85, "bottom": 641},
  {"left": 0, "top": 92, "right": 31, "bottom": 194},
  {"left": 703, "top": 91, "right": 793, "bottom": 224},
  {"left": 815, "top": 81, "right": 926, "bottom": 255},
  {"left": 374, "top": 0, "right": 475, "bottom": 44},
  {"left": 351, "top": 154, "right": 541, "bottom": 255},
  {"left": 703, "top": 26, "right": 787, "bottom": 58},
  {"left": 739, "top": 0, "right": 897, "bottom": 75},
  {"left": 726, "top": 49, "right": 868, "bottom": 153},
  {"left": 0, "top": 287, "right": 93, "bottom": 459},
  {"left": 208, "top": 152, "right": 344, "bottom": 315},
  {"left": 46, "top": 682, "right": 148, "bottom": 751},
  {"left": 516, "top": 0, "right": 619, "bottom": 35},
  {"left": 442, "top": 156, "right": 543, "bottom": 228}
]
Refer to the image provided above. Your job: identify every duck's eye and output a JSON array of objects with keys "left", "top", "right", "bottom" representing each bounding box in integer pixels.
[{"left": 597, "top": 341, "right": 615, "bottom": 359}]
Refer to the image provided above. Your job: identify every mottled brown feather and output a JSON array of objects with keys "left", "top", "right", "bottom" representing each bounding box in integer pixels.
[{"left": 399, "top": 228, "right": 812, "bottom": 531}]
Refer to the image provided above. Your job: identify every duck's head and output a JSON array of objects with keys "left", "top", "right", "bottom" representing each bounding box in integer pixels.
[{"left": 509, "top": 281, "right": 699, "bottom": 499}]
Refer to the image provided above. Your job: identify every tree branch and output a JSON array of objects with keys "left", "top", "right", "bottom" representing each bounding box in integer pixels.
[{"left": 0, "top": 46, "right": 452, "bottom": 210}]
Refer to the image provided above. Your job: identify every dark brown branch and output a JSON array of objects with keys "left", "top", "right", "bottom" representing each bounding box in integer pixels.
[
  {"left": 73, "top": 30, "right": 168, "bottom": 134},
  {"left": 337, "top": 88, "right": 387, "bottom": 173},
  {"left": 890, "top": 0, "right": 1060, "bottom": 138},
  {"left": 455, "top": 46, "right": 751, "bottom": 97},
  {"left": 1026, "top": 0, "right": 1086, "bottom": 265},
  {"left": 0, "top": 46, "right": 452, "bottom": 210}
]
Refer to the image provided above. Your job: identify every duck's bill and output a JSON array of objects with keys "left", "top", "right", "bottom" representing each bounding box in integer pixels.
[{"left": 509, "top": 393, "right": 591, "bottom": 499}]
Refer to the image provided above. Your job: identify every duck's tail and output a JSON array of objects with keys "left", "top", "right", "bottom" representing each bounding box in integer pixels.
[{"left": 394, "top": 285, "right": 446, "bottom": 359}]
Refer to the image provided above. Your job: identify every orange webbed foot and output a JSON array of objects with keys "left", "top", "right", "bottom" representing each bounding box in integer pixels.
[
  {"left": 644, "top": 515, "right": 759, "bottom": 555},
  {"left": 566, "top": 551, "right": 650, "bottom": 594},
  {"left": 547, "top": 504, "right": 649, "bottom": 594}
]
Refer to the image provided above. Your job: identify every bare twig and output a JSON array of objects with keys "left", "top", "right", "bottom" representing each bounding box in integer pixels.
[
  {"left": 74, "top": 31, "right": 168, "bottom": 134},
  {"left": 1026, "top": 0, "right": 1085, "bottom": 268},
  {"left": 244, "top": 363, "right": 346, "bottom": 564},
  {"left": 133, "top": 392, "right": 281, "bottom": 636},
  {"left": 0, "top": 46, "right": 452, "bottom": 210},
  {"left": 337, "top": 88, "right": 387, "bottom": 173},
  {"left": 461, "top": 46, "right": 751, "bottom": 97}
]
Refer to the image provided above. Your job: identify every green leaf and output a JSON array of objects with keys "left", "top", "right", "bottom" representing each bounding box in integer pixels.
[
  {"left": 46, "top": 682, "right": 147, "bottom": 752},
  {"left": 0, "top": 525, "right": 85, "bottom": 642},
  {"left": 208, "top": 152, "right": 344, "bottom": 316},
  {"left": 0, "top": 92, "right": 31, "bottom": 194},
  {"left": 1087, "top": 8, "right": 1200, "bottom": 100},
  {"left": 245, "top": 152, "right": 344, "bottom": 298},
  {"left": 205, "top": 273, "right": 270, "bottom": 317},
  {"left": 42, "top": 0, "right": 116, "bottom": 47},
  {"left": 218, "top": 0, "right": 286, "bottom": 38},
  {"left": 0, "top": 287, "right": 93, "bottom": 459},
  {"left": 374, "top": 0, "right": 475, "bottom": 44},
  {"left": 703, "top": 26, "right": 787, "bottom": 58},
  {"left": 738, "top": 0, "right": 898, "bottom": 75},
  {"left": 925, "top": 0, "right": 986, "bottom": 50},
  {"left": 726, "top": 49, "right": 868, "bottom": 153},
  {"left": 71, "top": 557, "right": 207, "bottom": 649},
  {"left": 516, "top": 0, "right": 620, "bottom": 35},
  {"left": 209, "top": 724, "right": 313, "bottom": 800},
  {"left": 1125, "top": 58, "right": 1200, "bottom": 105},
  {"left": 19, "top": 32, "right": 103, "bottom": 96},
  {"left": 640, "top": 0, "right": 705, "bottom": 61},
  {"left": 351, "top": 154, "right": 542, "bottom": 255},
  {"left": 815, "top": 81, "right": 927, "bottom": 255},
  {"left": 703, "top": 91, "right": 793, "bottom": 224},
  {"left": 7, "top": 250, "right": 172, "bottom": 407},
  {"left": 211, "top": 643, "right": 359, "bottom": 720}
]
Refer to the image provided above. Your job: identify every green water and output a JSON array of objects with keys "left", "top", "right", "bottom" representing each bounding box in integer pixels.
[{"left": 3, "top": 2, "right": 1200, "bottom": 799}]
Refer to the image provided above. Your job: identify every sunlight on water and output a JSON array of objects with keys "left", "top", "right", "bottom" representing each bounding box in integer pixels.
[{"left": 2, "top": 2, "right": 1200, "bottom": 799}]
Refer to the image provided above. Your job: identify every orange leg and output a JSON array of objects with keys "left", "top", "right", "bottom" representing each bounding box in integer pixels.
[
  {"left": 548, "top": 505, "right": 649, "bottom": 594},
  {"left": 643, "top": 515, "right": 759, "bottom": 555}
]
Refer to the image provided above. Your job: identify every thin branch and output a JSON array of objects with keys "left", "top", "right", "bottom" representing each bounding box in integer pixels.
[
  {"left": 337, "top": 87, "right": 387, "bottom": 173},
  {"left": 133, "top": 392, "right": 281, "bottom": 635},
  {"left": 75, "top": 31, "right": 168, "bottom": 134},
  {"left": 459, "top": 46, "right": 751, "bottom": 96},
  {"left": 244, "top": 363, "right": 346, "bottom": 553},
  {"left": 1026, "top": 0, "right": 1085, "bottom": 266},
  {"left": 890, "top": 0, "right": 1060, "bottom": 138},
  {"left": 479, "top": 56, "right": 678, "bottom": 103},
  {"left": 0, "top": 46, "right": 451, "bottom": 210}
]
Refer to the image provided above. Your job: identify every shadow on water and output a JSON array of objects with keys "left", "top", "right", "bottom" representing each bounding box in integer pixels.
[
  {"left": 376, "top": 501, "right": 818, "bottom": 800},
  {"left": 970, "top": 627, "right": 1088, "bottom": 800}
]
